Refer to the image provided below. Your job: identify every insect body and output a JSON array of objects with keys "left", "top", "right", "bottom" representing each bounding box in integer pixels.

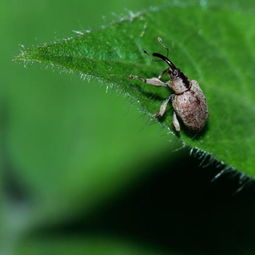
[{"left": 129, "top": 53, "right": 208, "bottom": 132}]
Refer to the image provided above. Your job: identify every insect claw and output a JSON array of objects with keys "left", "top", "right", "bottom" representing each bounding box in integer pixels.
[
  {"left": 129, "top": 75, "right": 146, "bottom": 83},
  {"left": 129, "top": 75, "right": 141, "bottom": 80},
  {"left": 152, "top": 113, "right": 161, "bottom": 119}
]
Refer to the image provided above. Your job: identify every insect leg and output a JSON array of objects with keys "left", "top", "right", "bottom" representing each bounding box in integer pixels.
[
  {"left": 129, "top": 75, "right": 167, "bottom": 87},
  {"left": 158, "top": 68, "right": 169, "bottom": 79},
  {"left": 173, "top": 111, "right": 181, "bottom": 132},
  {"left": 153, "top": 95, "right": 173, "bottom": 118}
]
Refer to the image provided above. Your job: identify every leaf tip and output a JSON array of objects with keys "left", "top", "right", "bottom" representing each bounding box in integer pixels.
[{"left": 14, "top": 44, "right": 46, "bottom": 65}]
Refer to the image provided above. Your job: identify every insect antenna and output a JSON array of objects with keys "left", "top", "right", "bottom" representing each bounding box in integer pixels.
[
  {"left": 157, "top": 37, "right": 169, "bottom": 58},
  {"left": 143, "top": 49, "right": 161, "bottom": 63}
]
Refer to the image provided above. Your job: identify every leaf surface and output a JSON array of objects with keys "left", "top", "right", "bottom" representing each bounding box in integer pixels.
[{"left": 17, "top": 3, "right": 255, "bottom": 175}]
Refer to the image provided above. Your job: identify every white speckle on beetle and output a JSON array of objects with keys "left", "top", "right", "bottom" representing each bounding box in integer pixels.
[{"left": 129, "top": 47, "right": 208, "bottom": 132}]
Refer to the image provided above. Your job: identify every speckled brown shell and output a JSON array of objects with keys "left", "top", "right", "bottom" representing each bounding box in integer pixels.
[{"left": 172, "top": 80, "right": 208, "bottom": 131}]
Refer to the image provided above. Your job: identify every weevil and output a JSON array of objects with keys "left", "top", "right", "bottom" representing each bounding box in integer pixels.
[{"left": 129, "top": 52, "right": 208, "bottom": 132}]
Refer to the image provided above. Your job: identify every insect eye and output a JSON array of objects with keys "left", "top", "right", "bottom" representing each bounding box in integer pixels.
[{"left": 173, "top": 69, "right": 178, "bottom": 76}]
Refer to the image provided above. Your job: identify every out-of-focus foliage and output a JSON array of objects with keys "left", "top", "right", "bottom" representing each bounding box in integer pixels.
[{"left": 18, "top": 238, "right": 171, "bottom": 255}]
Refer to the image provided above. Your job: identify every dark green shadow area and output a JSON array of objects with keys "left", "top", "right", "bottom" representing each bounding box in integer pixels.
[{"left": 29, "top": 151, "right": 255, "bottom": 255}]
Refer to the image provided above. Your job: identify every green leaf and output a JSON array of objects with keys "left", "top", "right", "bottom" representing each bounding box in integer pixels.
[
  {"left": 16, "top": 3, "right": 255, "bottom": 176},
  {"left": 17, "top": 237, "right": 173, "bottom": 255}
]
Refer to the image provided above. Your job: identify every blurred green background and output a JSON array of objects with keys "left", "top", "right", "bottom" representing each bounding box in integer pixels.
[{"left": 1, "top": 0, "right": 255, "bottom": 254}]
